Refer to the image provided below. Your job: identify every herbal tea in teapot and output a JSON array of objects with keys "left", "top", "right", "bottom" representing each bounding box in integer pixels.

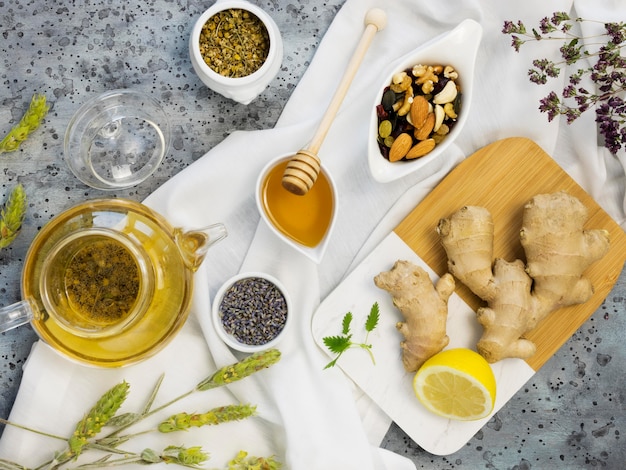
[
  {"left": 40, "top": 228, "right": 152, "bottom": 338},
  {"left": 3, "top": 198, "right": 227, "bottom": 367}
]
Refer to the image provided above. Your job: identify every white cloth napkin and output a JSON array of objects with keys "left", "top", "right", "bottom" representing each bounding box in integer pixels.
[{"left": 1, "top": 0, "right": 625, "bottom": 468}]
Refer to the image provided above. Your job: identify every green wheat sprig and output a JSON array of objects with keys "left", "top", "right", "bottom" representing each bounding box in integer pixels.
[
  {"left": 71, "top": 445, "right": 210, "bottom": 468},
  {"left": 0, "top": 350, "right": 282, "bottom": 470},
  {"left": 105, "top": 349, "right": 282, "bottom": 439},
  {"left": 160, "top": 446, "right": 209, "bottom": 467},
  {"left": 197, "top": 349, "right": 281, "bottom": 391},
  {"left": 68, "top": 381, "right": 130, "bottom": 456},
  {"left": 0, "top": 184, "right": 27, "bottom": 249},
  {"left": 225, "top": 450, "right": 282, "bottom": 470},
  {"left": 159, "top": 404, "right": 257, "bottom": 433},
  {"left": 0, "top": 94, "right": 49, "bottom": 153}
]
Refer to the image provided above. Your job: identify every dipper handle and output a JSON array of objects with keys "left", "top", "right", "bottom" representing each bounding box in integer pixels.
[{"left": 282, "top": 8, "right": 387, "bottom": 196}]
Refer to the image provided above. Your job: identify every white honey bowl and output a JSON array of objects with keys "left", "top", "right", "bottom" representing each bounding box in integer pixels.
[
  {"left": 255, "top": 154, "right": 338, "bottom": 264},
  {"left": 368, "top": 19, "right": 483, "bottom": 183},
  {"left": 189, "top": 0, "right": 283, "bottom": 105}
]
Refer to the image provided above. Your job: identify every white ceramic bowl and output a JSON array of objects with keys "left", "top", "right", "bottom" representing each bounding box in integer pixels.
[
  {"left": 212, "top": 272, "right": 292, "bottom": 353},
  {"left": 255, "top": 153, "right": 338, "bottom": 264},
  {"left": 368, "top": 19, "right": 482, "bottom": 183},
  {"left": 190, "top": 0, "right": 283, "bottom": 105}
]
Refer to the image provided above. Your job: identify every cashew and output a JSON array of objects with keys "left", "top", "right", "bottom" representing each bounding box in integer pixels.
[
  {"left": 443, "top": 102, "right": 457, "bottom": 119},
  {"left": 433, "top": 80, "right": 458, "bottom": 104},
  {"left": 434, "top": 104, "right": 445, "bottom": 132}
]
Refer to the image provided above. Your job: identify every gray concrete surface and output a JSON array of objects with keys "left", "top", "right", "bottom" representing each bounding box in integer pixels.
[{"left": 0, "top": 1, "right": 624, "bottom": 468}]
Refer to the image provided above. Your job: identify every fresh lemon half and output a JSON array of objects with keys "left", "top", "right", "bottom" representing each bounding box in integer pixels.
[{"left": 413, "top": 348, "right": 496, "bottom": 421}]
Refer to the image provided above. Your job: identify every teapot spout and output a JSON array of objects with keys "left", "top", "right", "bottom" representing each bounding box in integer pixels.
[{"left": 174, "top": 223, "right": 227, "bottom": 272}]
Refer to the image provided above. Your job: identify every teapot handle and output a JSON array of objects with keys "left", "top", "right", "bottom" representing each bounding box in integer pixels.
[{"left": 0, "top": 300, "right": 34, "bottom": 333}]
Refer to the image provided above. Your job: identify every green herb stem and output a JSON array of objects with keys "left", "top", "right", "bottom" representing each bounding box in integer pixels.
[
  {"left": 0, "top": 418, "right": 66, "bottom": 442},
  {"left": 104, "top": 349, "right": 280, "bottom": 440}
]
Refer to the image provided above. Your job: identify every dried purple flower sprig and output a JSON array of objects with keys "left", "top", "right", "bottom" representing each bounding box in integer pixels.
[{"left": 502, "top": 12, "right": 626, "bottom": 154}]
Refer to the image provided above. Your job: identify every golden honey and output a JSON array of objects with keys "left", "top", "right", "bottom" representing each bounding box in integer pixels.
[{"left": 261, "top": 160, "right": 333, "bottom": 248}]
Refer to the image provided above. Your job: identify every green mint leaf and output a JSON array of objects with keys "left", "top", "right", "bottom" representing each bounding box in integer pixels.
[
  {"left": 365, "top": 302, "right": 380, "bottom": 332},
  {"left": 323, "top": 357, "right": 339, "bottom": 369},
  {"left": 322, "top": 335, "right": 351, "bottom": 355},
  {"left": 322, "top": 302, "right": 381, "bottom": 370},
  {"left": 341, "top": 312, "right": 353, "bottom": 335}
]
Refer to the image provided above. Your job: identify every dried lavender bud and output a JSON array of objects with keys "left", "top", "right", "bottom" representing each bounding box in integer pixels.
[
  {"left": 502, "top": 13, "right": 626, "bottom": 154},
  {"left": 219, "top": 277, "right": 288, "bottom": 346}
]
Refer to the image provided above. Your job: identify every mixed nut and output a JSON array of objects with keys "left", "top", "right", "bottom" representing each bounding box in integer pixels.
[{"left": 376, "top": 64, "right": 461, "bottom": 162}]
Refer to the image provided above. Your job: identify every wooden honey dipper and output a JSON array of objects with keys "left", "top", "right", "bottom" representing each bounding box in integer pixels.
[{"left": 281, "top": 8, "right": 387, "bottom": 196}]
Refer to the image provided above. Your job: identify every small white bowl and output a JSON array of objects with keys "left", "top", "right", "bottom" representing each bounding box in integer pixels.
[
  {"left": 255, "top": 153, "right": 338, "bottom": 264},
  {"left": 368, "top": 19, "right": 482, "bottom": 183},
  {"left": 189, "top": 0, "right": 283, "bottom": 104},
  {"left": 212, "top": 272, "right": 292, "bottom": 353}
]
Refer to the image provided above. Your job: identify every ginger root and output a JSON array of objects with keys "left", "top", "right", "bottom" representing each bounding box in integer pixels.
[
  {"left": 374, "top": 260, "right": 455, "bottom": 372},
  {"left": 437, "top": 191, "right": 610, "bottom": 363}
]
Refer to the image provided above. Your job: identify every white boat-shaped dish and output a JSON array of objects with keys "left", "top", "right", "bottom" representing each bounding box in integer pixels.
[{"left": 368, "top": 19, "right": 482, "bottom": 183}]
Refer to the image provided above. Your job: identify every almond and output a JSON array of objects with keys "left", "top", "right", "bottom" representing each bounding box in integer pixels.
[
  {"left": 388, "top": 132, "right": 413, "bottom": 162},
  {"left": 406, "top": 138, "right": 436, "bottom": 159},
  {"left": 410, "top": 95, "right": 429, "bottom": 129},
  {"left": 413, "top": 112, "right": 435, "bottom": 141}
]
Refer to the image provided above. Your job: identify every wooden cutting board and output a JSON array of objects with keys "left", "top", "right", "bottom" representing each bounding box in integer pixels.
[
  {"left": 394, "top": 136, "right": 626, "bottom": 371},
  {"left": 313, "top": 137, "right": 626, "bottom": 454}
]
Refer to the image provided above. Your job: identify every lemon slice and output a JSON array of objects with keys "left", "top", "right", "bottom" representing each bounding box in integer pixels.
[{"left": 413, "top": 348, "right": 496, "bottom": 421}]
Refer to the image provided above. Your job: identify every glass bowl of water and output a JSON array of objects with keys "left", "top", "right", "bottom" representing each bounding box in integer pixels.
[{"left": 64, "top": 89, "right": 170, "bottom": 190}]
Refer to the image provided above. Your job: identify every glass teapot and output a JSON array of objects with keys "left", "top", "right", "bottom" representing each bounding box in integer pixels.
[{"left": 0, "top": 198, "right": 226, "bottom": 367}]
